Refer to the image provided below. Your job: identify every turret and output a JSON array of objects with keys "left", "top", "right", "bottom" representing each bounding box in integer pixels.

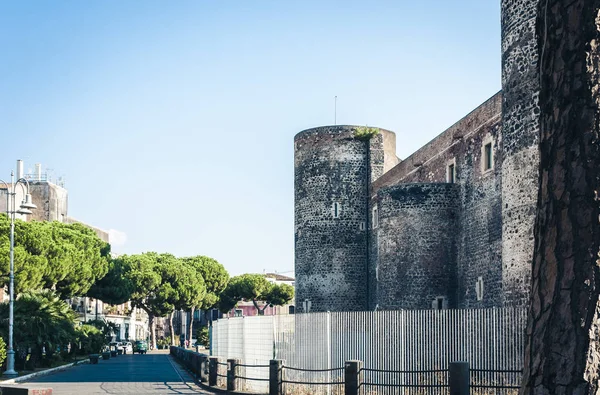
[
  {"left": 500, "top": 0, "right": 540, "bottom": 306},
  {"left": 294, "top": 125, "right": 396, "bottom": 312}
]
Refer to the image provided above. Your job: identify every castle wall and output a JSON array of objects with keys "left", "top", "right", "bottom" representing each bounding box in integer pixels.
[
  {"left": 371, "top": 94, "right": 504, "bottom": 308},
  {"left": 294, "top": 125, "right": 395, "bottom": 312},
  {"left": 375, "top": 183, "right": 459, "bottom": 310},
  {"left": 455, "top": 121, "right": 504, "bottom": 308},
  {"left": 294, "top": 0, "right": 543, "bottom": 312},
  {"left": 372, "top": 93, "right": 502, "bottom": 190},
  {"left": 500, "top": 0, "right": 540, "bottom": 307}
]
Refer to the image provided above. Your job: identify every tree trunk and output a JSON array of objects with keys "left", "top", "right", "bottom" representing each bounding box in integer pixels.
[
  {"left": 188, "top": 306, "right": 195, "bottom": 346},
  {"left": 149, "top": 314, "right": 157, "bottom": 351},
  {"left": 522, "top": 1, "right": 600, "bottom": 393},
  {"left": 169, "top": 311, "right": 176, "bottom": 346},
  {"left": 253, "top": 300, "right": 269, "bottom": 315}
]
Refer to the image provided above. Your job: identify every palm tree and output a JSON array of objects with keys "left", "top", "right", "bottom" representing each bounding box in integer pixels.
[{"left": 0, "top": 290, "right": 77, "bottom": 369}]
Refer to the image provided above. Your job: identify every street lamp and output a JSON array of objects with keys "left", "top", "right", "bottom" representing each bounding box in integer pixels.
[{"left": 0, "top": 170, "right": 36, "bottom": 377}]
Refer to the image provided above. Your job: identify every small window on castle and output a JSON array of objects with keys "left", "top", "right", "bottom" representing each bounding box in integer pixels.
[
  {"left": 447, "top": 164, "right": 455, "bottom": 183},
  {"left": 476, "top": 277, "right": 484, "bottom": 301},
  {"left": 359, "top": 222, "right": 366, "bottom": 231},
  {"left": 432, "top": 297, "right": 445, "bottom": 310},
  {"left": 484, "top": 143, "right": 493, "bottom": 171},
  {"left": 372, "top": 206, "right": 379, "bottom": 229},
  {"left": 333, "top": 202, "right": 341, "bottom": 218}
]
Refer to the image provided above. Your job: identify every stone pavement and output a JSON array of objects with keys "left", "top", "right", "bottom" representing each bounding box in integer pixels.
[{"left": 22, "top": 350, "right": 212, "bottom": 395}]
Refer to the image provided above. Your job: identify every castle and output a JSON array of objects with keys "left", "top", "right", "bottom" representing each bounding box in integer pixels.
[{"left": 294, "top": 0, "right": 539, "bottom": 312}]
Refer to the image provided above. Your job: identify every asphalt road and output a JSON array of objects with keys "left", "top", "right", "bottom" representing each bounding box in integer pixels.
[{"left": 22, "top": 351, "right": 211, "bottom": 395}]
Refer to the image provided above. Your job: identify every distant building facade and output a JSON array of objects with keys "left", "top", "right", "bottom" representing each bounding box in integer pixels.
[
  {"left": 68, "top": 296, "right": 150, "bottom": 341},
  {"left": 223, "top": 273, "right": 296, "bottom": 318},
  {"left": 0, "top": 160, "right": 109, "bottom": 242}
]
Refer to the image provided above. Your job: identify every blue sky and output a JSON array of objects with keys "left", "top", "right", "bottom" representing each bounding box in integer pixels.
[{"left": 0, "top": 1, "right": 501, "bottom": 276}]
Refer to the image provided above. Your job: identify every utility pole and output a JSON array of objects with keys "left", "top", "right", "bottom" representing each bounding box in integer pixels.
[{"left": 334, "top": 96, "right": 337, "bottom": 125}]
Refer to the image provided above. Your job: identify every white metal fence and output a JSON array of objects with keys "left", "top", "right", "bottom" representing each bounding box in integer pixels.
[{"left": 211, "top": 308, "right": 527, "bottom": 394}]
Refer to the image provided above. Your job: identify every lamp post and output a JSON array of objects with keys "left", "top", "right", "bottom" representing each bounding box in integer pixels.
[{"left": 0, "top": 170, "right": 37, "bottom": 377}]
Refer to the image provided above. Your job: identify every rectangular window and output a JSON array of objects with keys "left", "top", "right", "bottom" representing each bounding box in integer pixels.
[
  {"left": 484, "top": 143, "right": 493, "bottom": 171},
  {"left": 447, "top": 164, "right": 455, "bottom": 183},
  {"left": 234, "top": 309, "right": 243, "bottom": 317},
  {"left": 432, "top": 297, "right": 445, "bottom": 310},
  {"left": 372, "top": 206, "right": 379, "bottom": 229},
  {"left": 333, "top": 202, "right": 341, "bottom": 218},
  {"left": 476, "top": 277, "right": 484, "bottom": 301}
]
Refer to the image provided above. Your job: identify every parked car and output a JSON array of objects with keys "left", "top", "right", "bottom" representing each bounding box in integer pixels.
[
  {"left": 109, "top": 341, "right": 122, "bottom": 352},
  {"left": 134, "top": 340, "right": 148, "bottom": 354},
  {"left": 120, "top": 341, "right": 133, "bottom": 354}
]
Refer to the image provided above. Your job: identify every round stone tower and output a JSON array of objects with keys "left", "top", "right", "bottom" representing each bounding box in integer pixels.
[
  {"left": 500, "top": 0, "right": 540, "bottom": 306},
  {"left": 294, "top": 125, "right": 396, "bottom": 313},
  {"left": 375, "top": 183, "right": 460, "bottom": 310}
]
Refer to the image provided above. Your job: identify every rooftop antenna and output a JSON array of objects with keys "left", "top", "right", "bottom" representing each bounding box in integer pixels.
[{"left": 334, "top": 96, "right": 337, "bottom": 125}]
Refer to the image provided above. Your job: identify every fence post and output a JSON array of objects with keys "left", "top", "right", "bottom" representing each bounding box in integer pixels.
[
  {"left": 269, "top": 359, "right": 283, "bottom": 395},
  {"left": 345, "top": 360, "right": 363, "bottom": 395},
  {"left": 227, "top": 358, "right": 240, "bottom": 391},
  {"left": 449, "top": 362, "right": 470, "bottom": 395},
  {"left": 208, "top": 357, "right": 218, "bottom": 386}
]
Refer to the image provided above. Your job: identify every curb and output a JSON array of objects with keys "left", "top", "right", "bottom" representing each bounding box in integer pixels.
[
  {"left": 198, "top": 381, "right": 260, "bottom": 394},
  {"left": 1, "top": 358, "right": 90, "bottom": 384}
]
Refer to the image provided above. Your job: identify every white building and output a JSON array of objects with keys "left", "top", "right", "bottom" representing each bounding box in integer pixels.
[{"left": 69, "top": 296, "right": 150, "bottom": 342}]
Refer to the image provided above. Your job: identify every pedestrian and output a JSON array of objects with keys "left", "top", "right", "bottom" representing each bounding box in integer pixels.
[{"left": 185, "top": 339, "right": 189, "bottom": 348}]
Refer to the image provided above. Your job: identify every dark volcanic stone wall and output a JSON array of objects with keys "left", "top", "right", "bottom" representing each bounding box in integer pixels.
[
  {"left": 294, "top": 125, "right": 393, "bottom": 313},
  {"left": 455, "top": 121, "right": 503, "bottom": 308},
  {"left": 376, "top": 183, "right": 459, "bottom": 309},
  {"left": 372, "top": 94, "right": 504, "bottom": 308},
  {"left": 500, "top": 0, "right": 540, "bottom": 306}
]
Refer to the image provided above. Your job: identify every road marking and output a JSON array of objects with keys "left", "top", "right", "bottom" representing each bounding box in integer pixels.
[{"left": 166, "top": 355, "right": 186, "bottom": 383}]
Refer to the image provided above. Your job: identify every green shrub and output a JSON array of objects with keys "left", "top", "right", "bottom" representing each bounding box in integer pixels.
[
  {"left": 157, "top": 336, "right": 171, "bottom": 349},
  {"left": 196, "top": 326, "right": 209, "bottom": 347},
  {"left": 0, "top": 290, "right": 77, "bottom": 370},
  {"left": 75, "top": 324, "right": 105, "bottom": 355},
  {"left": 0, "top": 337, "right": 6, "bottom": 367},
  {"left": 353, "top": 126, "right": 380, "bottom": 141}
]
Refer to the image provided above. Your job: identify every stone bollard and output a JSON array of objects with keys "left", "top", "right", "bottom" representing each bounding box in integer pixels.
[
  {"left": 227, "top": 358, "right": 241, "bottom": 391},
  {"left": 344, "top": 360, "right": 363, "bottom": 395},
  {"left": 199, "top": 355, "right": 209, "bottom": 383},
  {"left": 269, "top": 360, "right": 283, "bottom": 395},
  {"left": 208, "top": 356, "right": 226, "bottom": 388},
  {"left": 449, "top": 362, "right": 470, "bottom": 395},
  {"left": 208, "top": 357, "right": 218, "bottom": 386}
]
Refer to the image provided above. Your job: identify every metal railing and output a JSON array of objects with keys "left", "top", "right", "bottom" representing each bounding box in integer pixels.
[
  {"left": 282, "top": 364, "right": 345, "bottom": 394},
  {"left": 361, "top": 367, "right": 448, "bottom": 393},
  {"left": 470, "top": 368, "right": 522, "bottom": 393},
  {"left": 170, "top": 347, "right": 528, "bottom": 394},
  {"left": 170, "top": 347, "right": 519, "bottom": 394}
]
